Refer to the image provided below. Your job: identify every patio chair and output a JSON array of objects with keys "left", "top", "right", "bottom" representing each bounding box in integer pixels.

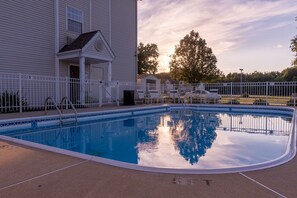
[
  {"left": 148, "top": 90, "right": 162, "bottom": 103},
  {"left": 169, "top": 90, "right": 179, "bottom": 103},
  {"left": 135, "top": 89, "right": 145, "bottom": 104}
]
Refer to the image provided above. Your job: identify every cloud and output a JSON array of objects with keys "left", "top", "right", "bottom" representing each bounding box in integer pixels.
[
  {"left": 273, "top": 44, "right": 284, "bottom": 49},
  {"left": 138, "top": 0, "right": 297, "bottom": 72}
]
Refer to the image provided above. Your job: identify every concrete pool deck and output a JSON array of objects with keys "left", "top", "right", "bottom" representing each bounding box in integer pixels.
[{"left": 0, "top": 105, "right": 296, "bottom": 198}]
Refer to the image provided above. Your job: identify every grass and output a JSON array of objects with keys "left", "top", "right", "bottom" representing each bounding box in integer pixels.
[
  {"left": 220, "top": 95, "right": 291, "bottom": 105},
  {"left": 160, "top": 94, "right": 293, "bottom": 106}
]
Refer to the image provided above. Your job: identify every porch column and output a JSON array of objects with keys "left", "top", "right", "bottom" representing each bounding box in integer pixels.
[
  {"left": 108, "top": 61, "right": 112, "bottom": 82},
  {"left": 107, "top": 61, "right": 112, "bottom": 101},
  {"left": 80, "top": 56, "right": 86, "bottom": 105}
]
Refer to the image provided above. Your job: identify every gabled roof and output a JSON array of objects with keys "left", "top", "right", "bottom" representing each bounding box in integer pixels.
[
  {"left": 58, "top": 30, "right": 115, "bottom": 59},
  {"left": 138, "top": 74, "right": 160, "bottom": 80},
  {"left": 59, "top": 31, "right": 98, "bottom": 52}
]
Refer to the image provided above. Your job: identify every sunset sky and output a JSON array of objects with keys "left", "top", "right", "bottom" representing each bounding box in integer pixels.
[{"left": 138, "top": 0, "right": 297, "bottom": 74}]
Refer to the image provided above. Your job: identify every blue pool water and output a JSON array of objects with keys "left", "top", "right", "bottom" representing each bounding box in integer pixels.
[{"left": 2, "top": 109, "right": 293, "bottom": 169}]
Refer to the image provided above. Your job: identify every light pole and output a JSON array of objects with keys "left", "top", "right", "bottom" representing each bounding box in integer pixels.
[{"left": 240, "top": 68, "right": 243, "bottom": 95}]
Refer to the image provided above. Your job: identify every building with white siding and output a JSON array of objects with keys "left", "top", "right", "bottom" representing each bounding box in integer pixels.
[{"left": 0, "top": 0, "right": 137, "bottom": 105}]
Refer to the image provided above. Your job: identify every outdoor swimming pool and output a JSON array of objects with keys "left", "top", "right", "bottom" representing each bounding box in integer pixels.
[{"left": 0, "top": 105, "right": 295, "bottom": 174}]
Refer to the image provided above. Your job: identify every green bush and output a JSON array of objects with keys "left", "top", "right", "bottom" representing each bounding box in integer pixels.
[
  {"left": 0, "top": 91, "right": 27, "bottom": 113},
  {"left": 253, "top": 98, "right": 268, "bottom": 105}
]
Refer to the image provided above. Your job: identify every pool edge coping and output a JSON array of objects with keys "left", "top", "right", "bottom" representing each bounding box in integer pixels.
[{"left": 0, "top": 104, "right": 296, "bottom": 175}]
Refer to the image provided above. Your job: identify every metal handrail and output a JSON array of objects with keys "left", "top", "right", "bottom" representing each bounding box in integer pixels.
[
  {"left": 44, "top": 97, "right": 62, "bottom": 123},
  {"left": 102, "top": 84, "right": 118, "bottom": 102},
  {"left": 60, "top": 97, "right": 78, "bottom": 122},
  {"left": 178, "top": 92, "right": 186, "bottom": 108}
]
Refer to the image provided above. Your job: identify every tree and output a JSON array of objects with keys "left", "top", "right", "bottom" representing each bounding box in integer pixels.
[
  {"left": 169, "top": 30, "right": 221, "bottom": 83},
  {"left": 220, "top": 70, "right": 283, "bottom": 82},
  {"left": 291, "top": 17, "right": 297, "bottom": 66},
  {"left": 155, "top": 72, "right": 172, "bottom": 83},
  {"left": 291, "top": 36, "right": 297, "bottom": 66},
  {"left": 281, "top": 66, "right": 297, "bottom": 81},
  {"left": 137, "top": 42, "right": 159, "bottom": 75}
]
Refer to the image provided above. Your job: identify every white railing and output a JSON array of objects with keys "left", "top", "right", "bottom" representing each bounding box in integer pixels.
[{"left": 0, "top": 72, "right": 297, "bottom": 113}]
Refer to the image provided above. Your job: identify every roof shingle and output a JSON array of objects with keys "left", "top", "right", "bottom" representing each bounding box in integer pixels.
[{"left": 59, "top": 31, "right": 98, "bottom": 53}]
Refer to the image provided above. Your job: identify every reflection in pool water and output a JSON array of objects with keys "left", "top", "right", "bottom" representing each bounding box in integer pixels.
[{"left": 6, "top": 110, "right": 292, "bottom": 169}]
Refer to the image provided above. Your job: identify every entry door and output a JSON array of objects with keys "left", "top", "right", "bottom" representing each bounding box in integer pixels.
[
  {"left": 90, "top": 66, "right": 103, "bottom": 102},
  {"left": 69, "top": 66, "right": 80, "bottom": 104}
]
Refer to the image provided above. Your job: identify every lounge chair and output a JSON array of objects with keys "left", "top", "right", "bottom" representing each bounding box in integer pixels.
[
  {"left": 135, "top": 89, "right": 145, "bottom": 104},
  {"left": 148, "top": 90, "right": 162, "bottom": 103}
]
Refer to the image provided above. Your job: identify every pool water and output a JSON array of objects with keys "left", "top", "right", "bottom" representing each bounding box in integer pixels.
[{"left": 3, "top": 109, "right": 292, "bottom": 169}]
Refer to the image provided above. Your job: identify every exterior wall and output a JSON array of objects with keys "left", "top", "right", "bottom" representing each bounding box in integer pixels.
[
  {"left": 91, "top": 1, "right": 109, "bottom": 39},
  {"left": 58, "top": 0, "right": 90, "bottom": 49},
  {"left": 0, "top": 1, "right": 55, "bottom": 75},
  {"left": 0, "top": 0, "right": 137, "bottom": 83},
  {"left": 138, "top": 76, "right": 161, "bottom": 92},
  {"left": 111, "top": 0, "right": 137, "bottom": 82}
]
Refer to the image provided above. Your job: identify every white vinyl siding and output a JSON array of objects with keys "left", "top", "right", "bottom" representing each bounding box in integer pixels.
[
  {"left": 90, "top": 0, "right": 109, "bottom": 39},
  {"left": 59, "top": 1, "right": 90, "bottom": 49},
  {"left": 0, "top": 0, "right": 137, "bottom": 83},
  {"left": 111, "top": 0, "right": 137, "bottom": 82},
  {"left": 0, "top": 1, "right": 55, "bottom": 75}
]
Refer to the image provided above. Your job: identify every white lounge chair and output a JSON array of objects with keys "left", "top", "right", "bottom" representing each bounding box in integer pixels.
[
  {"left": 148, "top": 90, "right": 161, "bottom": 103},
  {"left": 169, "top": 90, "right": 179, "bottom": 103},
  {"left": 135, "top": 89, "right": 145, "bottom": 104}
]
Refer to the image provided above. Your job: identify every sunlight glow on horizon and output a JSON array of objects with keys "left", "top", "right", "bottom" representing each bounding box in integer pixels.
[{"left": 138, "top": 0, "right": 297, "bottom": 74}]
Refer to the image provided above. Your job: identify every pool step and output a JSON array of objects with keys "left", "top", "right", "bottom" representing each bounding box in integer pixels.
[{"left": 60, "top": 117, "right": 77, "bottom": 126}]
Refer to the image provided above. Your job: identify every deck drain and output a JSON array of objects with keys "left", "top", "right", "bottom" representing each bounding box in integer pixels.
[{"left": 172, "top": 177, "right": 195, "bottom": 185}]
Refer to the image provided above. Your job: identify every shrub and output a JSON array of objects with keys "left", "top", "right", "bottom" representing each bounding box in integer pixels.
[
  {"left": 0, "top": 91, "right": 27, "bottom": 113},
  {"left": 253, "top": 98, "right": 268, "bottom": 105}
]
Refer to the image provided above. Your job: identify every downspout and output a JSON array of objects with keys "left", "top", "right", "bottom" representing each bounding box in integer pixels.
[
  {"left": 109, "top": 0, "right": 112, "bottom": 45},
  {"left": 107, "top": 0, "right": 112, "bottom": 101},
  {"left": 135, "top": 0, "right": 138, "bottom": 83},
  {"left": 54, "top": 0, "right": 59, "bottom": 78},
  {"left": 89, "top": 0, "right": 92, "bottom": 31},
  {"left": 54, "top": 0, "right": 60, "bottom": 101}
]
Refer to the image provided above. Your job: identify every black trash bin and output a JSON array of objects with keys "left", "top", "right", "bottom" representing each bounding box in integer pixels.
[{"left": 123, "top": 90, "right": 135, "bottom": 105}]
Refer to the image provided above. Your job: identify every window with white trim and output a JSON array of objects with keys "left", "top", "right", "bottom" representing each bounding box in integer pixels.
[{"left": 67, "top": 6, "right": 83, "bottom": 33}]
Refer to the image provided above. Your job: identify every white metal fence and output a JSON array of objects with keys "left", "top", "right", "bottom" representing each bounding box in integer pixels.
[{"left": 0, "top": 72, "right": 297, "bottom": 113}]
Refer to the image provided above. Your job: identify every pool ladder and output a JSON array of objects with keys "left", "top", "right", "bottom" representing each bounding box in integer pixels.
[
  {"left": 178, "top": 93, "right": 187, "bottom": 109},
  {"left": 60, "top": 97, "right": 78, "bottom": 124},
  {"left": 44, "top": 97, "right": 77, "bottom": 125}
]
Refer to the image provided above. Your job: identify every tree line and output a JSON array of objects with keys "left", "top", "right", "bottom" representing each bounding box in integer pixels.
[{"left": 138, "top": 17, "right": 297, "bottom": 83}]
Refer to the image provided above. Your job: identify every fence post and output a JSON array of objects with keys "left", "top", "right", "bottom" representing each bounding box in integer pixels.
[
  {"left": 266, "top": 81, "right": 268, "bottom": 106},
  {"left": 230, "top": 82, "right": 233, "bottom": 105},
  {"left": 55, "top": 76, "right": 60, "bottom": 105},
  {"left": 65, "top": 77, "right": 69, "bottom": 109},
  {"left": 19, "top": 73, "right": 22, "bottom": 112},
  {"left": 99, "top": 81, "right": 103, "bottom": 107},
  {"left": 289, "top": 82, "right": 296, "bottom": 107},
  {"left": 116, "top": 81, "right": 119, "bottom": 106}
]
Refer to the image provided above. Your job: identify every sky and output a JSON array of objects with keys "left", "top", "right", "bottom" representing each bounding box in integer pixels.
[{"left": 138, "top": 0, "right": 297, "bottom": 74}]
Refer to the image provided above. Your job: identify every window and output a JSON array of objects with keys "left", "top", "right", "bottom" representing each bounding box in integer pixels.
[{"left": 67, "top": 6, "right": 83, "bottom": 33}]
